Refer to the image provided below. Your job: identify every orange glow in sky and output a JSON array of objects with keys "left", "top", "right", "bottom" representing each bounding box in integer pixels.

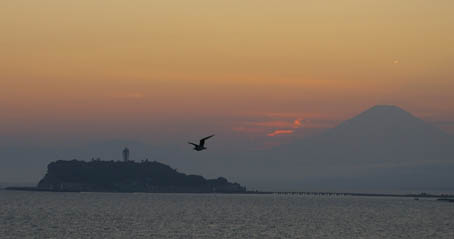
[{"left": 1, "top": 0, "right": 454, "bottom": 140}]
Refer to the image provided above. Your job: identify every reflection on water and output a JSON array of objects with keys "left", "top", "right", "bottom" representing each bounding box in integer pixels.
[{"left": 1, "top": 191, "right": 453, "bottom": 238}]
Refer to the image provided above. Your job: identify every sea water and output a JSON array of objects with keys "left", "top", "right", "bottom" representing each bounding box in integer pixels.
[{"left": 1, "top": 191, "right": 453, "bottom": 238}]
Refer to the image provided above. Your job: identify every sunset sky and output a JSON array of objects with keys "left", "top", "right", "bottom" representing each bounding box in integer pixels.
[{"left": 1, "top": 0, "right": 454, "bottom": 147}]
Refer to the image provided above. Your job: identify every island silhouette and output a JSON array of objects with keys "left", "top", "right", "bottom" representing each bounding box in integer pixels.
[{"left": 32, "top": 159, "right": 246, "bottom": 193}]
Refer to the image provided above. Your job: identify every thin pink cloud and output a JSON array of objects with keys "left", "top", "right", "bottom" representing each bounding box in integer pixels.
[
  {"left": 267, "top": 130, "right": 294, "bottom": 137},
  {"left": 249, "top": 119, "right": 304, "bottom": 128},
  {"left": 232, "top": 111, "right": 339, "bottom": 138},
  {"left": 250, "top": 121, "right": 295, "bottom": 128}
]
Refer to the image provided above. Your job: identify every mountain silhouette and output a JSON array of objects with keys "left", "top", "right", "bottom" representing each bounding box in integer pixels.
[
  {"left": 256, "top": 105, "right": 454, "bottom": 191},
  {"left": 324, "top": 105, "right": 447, "bottom": 142},
  {"left": 309, "top": 105, "right": 452, "bottom": 163}
]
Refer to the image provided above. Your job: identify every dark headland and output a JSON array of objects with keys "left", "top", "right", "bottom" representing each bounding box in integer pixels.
[
  {"left": 7, "top": 159, "right": 246, "bottom": 193},
  {"left": 4, "top": 159, "right": 454, "bottom": 199}
]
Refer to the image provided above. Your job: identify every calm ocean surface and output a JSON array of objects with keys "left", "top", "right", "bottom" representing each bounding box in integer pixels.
[{"left": 1, "top": 191, "right": 453, "bottom": 238}]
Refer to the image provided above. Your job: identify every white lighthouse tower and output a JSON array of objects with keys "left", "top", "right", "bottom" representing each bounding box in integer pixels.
[{"left": 122, "top": 147, "right": 130, "bottom": 161}]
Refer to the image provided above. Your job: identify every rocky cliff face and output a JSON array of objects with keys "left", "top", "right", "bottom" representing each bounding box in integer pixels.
[{"left": 38, "top": 160, "right": 246, "bottom": 193}]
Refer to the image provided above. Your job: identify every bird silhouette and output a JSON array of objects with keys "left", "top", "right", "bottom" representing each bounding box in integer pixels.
[{"left": 189, "top": 135, "right": 214, "bottom": 151}]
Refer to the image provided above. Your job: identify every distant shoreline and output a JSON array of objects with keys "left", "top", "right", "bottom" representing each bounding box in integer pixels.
[
  {"left": 4, "top": 187, "right": 454, "bottom": 199},
  {"left": 273, "top": 191, "right": 454, "bottom": 199},
  {"left": 3, "top": 186, "right": 267, "bottom": 194}
]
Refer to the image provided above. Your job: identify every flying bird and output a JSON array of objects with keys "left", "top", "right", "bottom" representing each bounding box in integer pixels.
[{"left": 189, "top": 135, "right": 214, "bottom": 151}]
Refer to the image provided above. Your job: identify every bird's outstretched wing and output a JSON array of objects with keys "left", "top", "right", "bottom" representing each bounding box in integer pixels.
[
  {"left": 199, "top": 135, "right": 214, "bottom": 146},
  {"left": 188, "top": 142, "right": 198, "bottom": 147}
]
